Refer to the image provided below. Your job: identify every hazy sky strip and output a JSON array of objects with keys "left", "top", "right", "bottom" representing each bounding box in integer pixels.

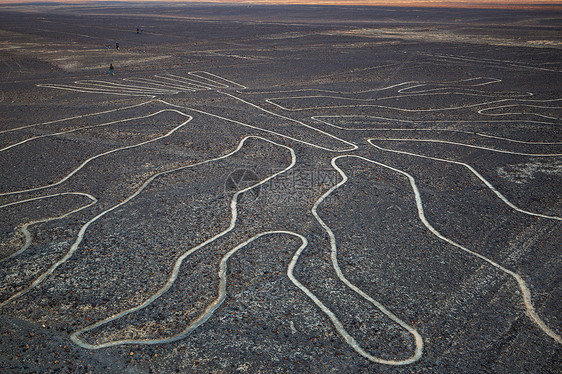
[{"left": 1, "top": 0, "right": 561, "bottom": 7}]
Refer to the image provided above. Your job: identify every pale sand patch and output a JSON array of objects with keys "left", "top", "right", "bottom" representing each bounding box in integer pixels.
[{"left": 497, "top": 160, "right": 562, "bottom": 184}]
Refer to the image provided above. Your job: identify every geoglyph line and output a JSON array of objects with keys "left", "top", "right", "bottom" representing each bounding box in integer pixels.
[
  {"left": 39, "top": 80, "right": 180, "bottom": 96},
  {"left": 0, "top": 100, "right": 153, "bottom": 134},
  {"left": 60, "top": 83, "right": 175, "bottom": 95},
  {"left": 35, "top": 71, "right": 246, "bottom": 98},
  {"left": 36, "top": 84, "right": 159, "bottom": 97},
  {"left": 267, "top": 95, "right": 562, "bottom": 116},
  {"left": 189, "top": 71, "right": 248, "bottom": 89},
  {"left": 15, "top": 71, "right": 560, "bottom": 363},
  {"left": 67, "top": 136, "right": 296, "bottom": 347},
  {"left": 37, "top": 76, "right": 359, "bottom": 152},
  {"left": 395, "top": 78, "right": 504, "bottom": 94},
  {"left": 327, "top": 155, "right": 561, "bottom": 344},
  {"left": 367, "top": 140, "right": 561, "bottom": 221},
  {"left": 2, "top": 89, "right": 358, "bottom": 200},
  {"left": 0, "top": 110, "right": 184, "bottom": 153},
  {"left": 237, "top": 80, "right": 418, "bottom": 95},
  {"left": 0, "top": 110, "right": 193, "bottom": 196},
  {"left": 311, "top": 115, "right": 562, "bottom": 144},
  {"left": 160, "top": 74, "right": 221, "bottom": 90},
  {"left": 159, "top": 99, "right": 358, "bottom": 153},
  {"left": 255, "top": 76, "right": 509, "bottom": 109},
  {"left": 265, "top": 91, "right": 489, "bottom": 106},
  {"left": 32, "top": 71, "right": 301, "bottom": 157},
  {"left": 237, "top": 77, "right": 501, "bottom": 96},
  {"left": 0, "top": 135, "right": 292, "bottom": 308},
  {"left": 70, "top": 231, "right": 307, "bottom": 349},
  {"left": 419, "top": 52, "right": 562, "bottom": 73},
  {"left": 370, "top": 138, "right": 562, "bottom": 157},
  {"left": 310, "top": 164, "right": 425, "bottom": 364},
  {"left": 216, "top": 92, "right": 358, "bottom": 152},
  {"left": 265, "top": 96, "right": 510, "bottom": 112},
  {"left": 263, "top": 87, "right": 559, "bottom": 120},
  {"left": 288, "top": 243, "right": 422, "bottom": 365},
  {"left": 72, "top": 228, "right": 424, "bottom": 366},
  {"left": 311, "top": 115, "right": 557, "bottom": 127},
  {"left": 0, "top": 192, "right": 97, "bottom": 262},
  {"left": 74, "top": 80, "right": 177, "bottom": 94},
  {"left": 124, "top": 77, "right": 199, "bottom": 92},
  {"left": 478, "top": 103, "right": 561, "bottom": 120}
]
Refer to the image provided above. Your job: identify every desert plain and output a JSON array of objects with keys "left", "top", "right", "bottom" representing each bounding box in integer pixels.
[{"left": 0, "top": 3, "right": 561, "bottom": 373}]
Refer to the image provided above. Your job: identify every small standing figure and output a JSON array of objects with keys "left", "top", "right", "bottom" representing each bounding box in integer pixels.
[
  {"left": 109, "top": 64, "right": 114, "bottom": 76},
  {"left": 140, "top": 27, "right": 143, "bottom": 34},
  {"left": 116, "top": 42, "right": 120, "bottom": 50},
  {"left": 137, "top": 28, "right": 139, "bottom": 34}
]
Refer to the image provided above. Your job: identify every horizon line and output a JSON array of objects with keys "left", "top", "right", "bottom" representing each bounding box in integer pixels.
[{"left": 1, "top": 0, "right": 561, "bottom": 10}]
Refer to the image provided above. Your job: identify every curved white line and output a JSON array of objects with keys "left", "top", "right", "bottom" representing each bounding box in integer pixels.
[
  {"left": 367, "top": 140, "right": 561, "bottom": 221},
  {"left": 0, "top": 110, "right": 192, "bottom": 196},
  {"left": 0, "top": 192, "right": 97, "bottom": 262},
  {"left": 267, "top": 91, "right": 504, "bottom": 110},
  {"left": 236, "top": 80, "right": 416, "bottom": 95},
  {"left": 36, "top": 72, "right": 356, "bottom": 152},
  {"left": 265, "top": 97, "right": 510, "bottom": 112},
  {"left": 217, "top": 92, "right": 358, "bottom": 152},
  {"left": 371, "top": 138, "right": 562, "bottom": 157},
  {"left": 396, "top": 80, "right": 506, "bottom": 94},
  {"left": 72, "top": 227, "right": 424, "bottom": 366},
  {"left": 287, "top": 233, "right": 423, "bottom": 365},
  {"left": 74, "top": 80, "right": 177, "bottom": 94},
  {"left": 311, "top": 160, "right": 424, "bottom": 365},
  {"left": 478, "top": 104, "right": 560, "bottom": 120},
  {"left": 330, "top": 155, "right": 561, "bottom": 344},
  {"left": 124, "top": 77, "right": 199, "bottom": 92},
  {"left": 237, "top": 77, "right": 501, "bottom": 96},
  {"left": 66, "top": 83, "right": 174, "bottom": 95},
  {"left": 0, "top": 110, "right": 182, "bottom": 153},
  {"left": 0, "top": 135, "right": 292, "bottom": 308},
  {"left": 66, "top": 137, "right": 295, "bottom": 347},
  {"left": 159, "top": 99, "right": 358, "bottom": 153},
  {"left": 0, "top": 100, "right": 153, "bottom": 135},
  {"left": 312, "top": 115, "right": 557, "bottom": 127},
  {"left": 311, "top": 116, "right": 562, "bottom": 145},
  {"left": 37, "top": 84, "right": 157, "bottom": 98},
  {"left": 268, "top": 94, "right": 561, "bottom": 115},
  {"left": 39, "top": 70, "right": 250, "bottom": 97},
  {"left": 396, "top": 87, "right": 511, "bottom": 96},
  {"left": 420, "top": 53, "right": 561, "bottom": 73},
  {"left": 160, "top": 74, "right": 219, "bottom": 89},
  {"left": 189, "top": 71, "right": 248, "bottom": 89},
  {"left": 160, "top": 74, "right": 218, "bottom": 90},
  {"left": 70, "top": 231, "right": 304, "bottom": 349},
  {"left": 472, "top": 131, "right": 562, "bottom": 144}
]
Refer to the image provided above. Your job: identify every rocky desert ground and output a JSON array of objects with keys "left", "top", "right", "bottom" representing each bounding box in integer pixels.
[{"left": 0, "top": 3, "right": 560, "bottom": 373}]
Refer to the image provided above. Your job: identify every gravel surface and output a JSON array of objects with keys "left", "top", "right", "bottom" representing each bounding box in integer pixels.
[{"left": 0, "top": 3, "right": 560, "bottom": 373}]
